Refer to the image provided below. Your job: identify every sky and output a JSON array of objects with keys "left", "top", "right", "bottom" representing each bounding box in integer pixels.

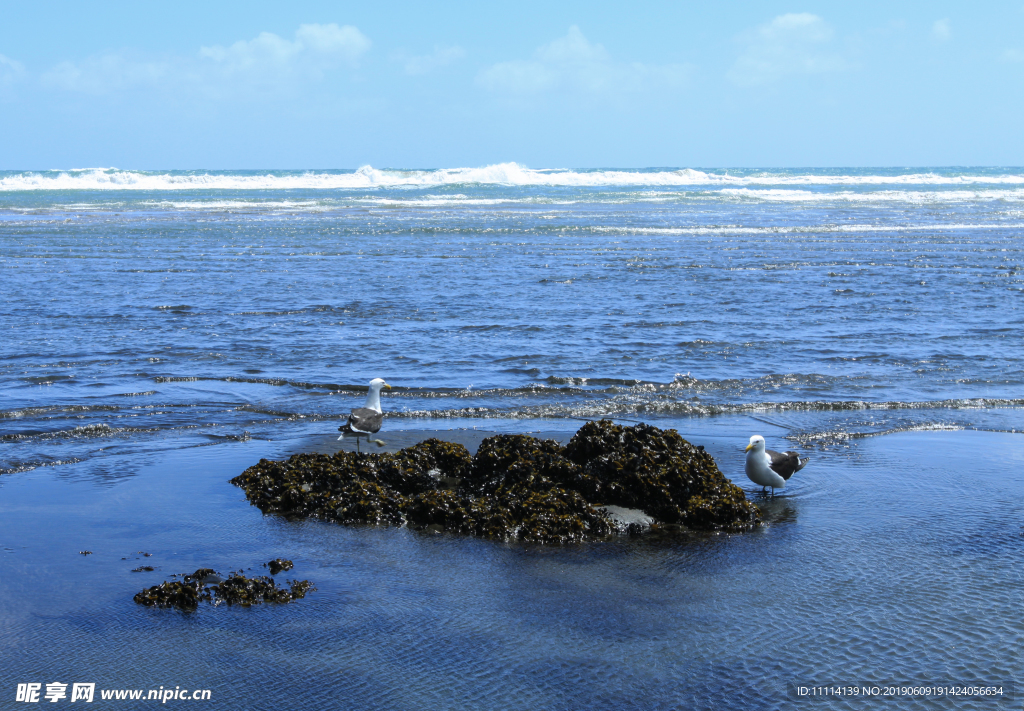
[{"left": 1, "top": 1, "right": 1023, "bottom": 169}]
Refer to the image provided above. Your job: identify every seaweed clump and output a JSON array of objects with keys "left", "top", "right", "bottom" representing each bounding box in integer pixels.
[
  {"left": 563, "top": 421, "right": 758, "bottom": 530},
  {"left": 211, "top": 573, "right": 313, "bottom": 607},
  {"left": 133, "top": 579, "right": 205, "bottom": 611},
  {"left": 133, "top": 567, "right": 314, "bottom": 611},
  {"left": 266, "top": 558, "right": 294, "bottom": 575},
  {"left": 231, "top": 420, "right": 760, "bottom": 544}
]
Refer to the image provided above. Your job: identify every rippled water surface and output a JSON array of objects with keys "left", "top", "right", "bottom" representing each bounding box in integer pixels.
[
  {"left": 0, "top": 429, "right": 1020, "bottom": 709},
  {"left": 2, "top": 166, "right": 1023, "bottom": 473},
  {"left": 1, "top": 166, "right": 1022, "bottom": 707}
]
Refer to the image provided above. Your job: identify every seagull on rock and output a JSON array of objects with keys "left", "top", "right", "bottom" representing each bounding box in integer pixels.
[
  {"left": 744, "top": 434, "right": 809, "bottom": 496},
  {"left": 338, "top": 378, "right": 391, "bottom": 452}
]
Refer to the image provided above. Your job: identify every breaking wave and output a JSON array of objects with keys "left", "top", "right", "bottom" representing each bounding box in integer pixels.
[{"left": 3, "top": 165, "right": 1024, "bottom": 191}]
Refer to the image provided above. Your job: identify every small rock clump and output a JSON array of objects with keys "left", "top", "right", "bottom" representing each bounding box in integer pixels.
[
  {"left": 212, "top": 573, "right": 313, "bottom": 607},
  {"left": 133, "top": 580, "right": 205, "bottom": 611},
  {"left": 231, "top": 420, "right": 760, "bottom": 544},
  {"left": 266, "top": 558, "right": 293, "bottom": 575},
  {"left": 133, "top": 567, "right": 314, "bottom": 611}
]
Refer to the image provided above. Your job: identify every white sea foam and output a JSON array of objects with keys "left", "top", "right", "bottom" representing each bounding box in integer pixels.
[
  {"left": 589, "top": 223, "right": 1024, "bottom": 236},
  {"left": 3, "top": 164, "right": 1024, "bottom": 191},
  {"left": 719, "top": 188, "right": 1024, "bottom": 203}
]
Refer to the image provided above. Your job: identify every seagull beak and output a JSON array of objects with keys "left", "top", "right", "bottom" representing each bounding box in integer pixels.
[
  {"left": 384, "top": 384, "right": 392, "bottom": 390},
  {"left": 744, "top": 443, "right": 753, "bottom": 451}
]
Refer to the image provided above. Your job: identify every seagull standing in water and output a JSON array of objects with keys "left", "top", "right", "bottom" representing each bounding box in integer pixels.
[
  {"left": 744, "top": 434, "right": 809, "bottom": 496},
  {"left": 338, "top": 378, "right": 391, "bottom": 452}
]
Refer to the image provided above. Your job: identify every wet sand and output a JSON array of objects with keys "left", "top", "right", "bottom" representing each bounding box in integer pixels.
[{"left": 0, "top": 425, "right": 1020, "bottom": 709}]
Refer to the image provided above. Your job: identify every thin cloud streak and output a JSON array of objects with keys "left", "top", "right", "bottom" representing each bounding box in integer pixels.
[
  {"left": 401, "top": 45, "right": 466, "bottom": 75},
  {"left": 478, "top": 26, "right": 691, "bottom": 95},
  {"left": 36, "top": 24, "right": 372, "bottom": 96},
  {"left": 728, "top": 13, "right": 847, "bottom": 87}
]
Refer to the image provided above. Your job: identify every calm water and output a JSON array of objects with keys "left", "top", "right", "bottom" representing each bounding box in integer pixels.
[
  {"left": 1, "top": 166, "right": 1022, "bottom": 708},
  {"left": 0, "top": 430, "right": 1020, "bottom": 709}
]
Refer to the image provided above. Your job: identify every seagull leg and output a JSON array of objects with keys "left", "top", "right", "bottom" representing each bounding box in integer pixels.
[{"left": 372, "top": 439, "right": 386, "bottom": 447}]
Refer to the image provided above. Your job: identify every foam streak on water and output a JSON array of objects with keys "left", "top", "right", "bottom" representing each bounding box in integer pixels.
[
  {"left": 1, "top": 166, "right": 1023, "bottom": 472},
  {"left": 4, "top": 165, "right": 1024, "bottom": 190}
]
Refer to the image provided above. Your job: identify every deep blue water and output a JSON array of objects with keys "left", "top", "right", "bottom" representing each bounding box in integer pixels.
[{"left": 2, "top": 166, "right": 1023, "bottom": 473}]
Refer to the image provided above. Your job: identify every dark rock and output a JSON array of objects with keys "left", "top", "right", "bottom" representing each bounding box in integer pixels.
[
  {"left": 465, "top": 434, "right": 580, "bottom": 495},
  {"left": 267, "top": 558, "right": 293, "bottom": 575},
  {"left": 564, "top": 421, "right": 759, "bottom": 531},
  {"left": 131, "top": 565, "right": 155, "bottom": 572},
  {"left": 185, "top": 568, "right": 223, "bottom": 585},
  {"left": 383, "top": 438, "right": 474, "bottom": 494},
  {"left": 133, "top": 567, "right": 313, "bottom": 610},
  {"left": 404, "top": 489, "right": 477, "bottom": 534},
  {"left": 209, "top": 573, "right": 313, "bottom": 607},
  {"left": 133, "top": 580, "right": 203, "bottom": 610},
  {"left": 230, "top": 420, "right": 760, "bottom": 544}
]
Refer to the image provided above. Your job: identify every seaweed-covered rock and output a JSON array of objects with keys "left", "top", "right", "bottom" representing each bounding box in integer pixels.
[
  {"left": 267, "top": 558, "right": 293, "bottom": 575},
  {"left": 466, "top": 434, "right": 580, "bottom": 495},
  {"left": 564, "top": 421, "right": 760, "bottom": 531},
  {"left": 210, "top": 573, "right": 313, "bottom": 606},
  {"left": 403, "top": 489, "right": 477, "bottom": 534},
  {"left": 494, "top": 484, "right": 613, "bottom": 544},
  {"left": 184, "top": 568, "right": 222, "bottom": 584},
  {"left": 229, "top": 454, "right": 405, "bottom": 525},
  {"left": 133, "top": 567, "right": 313, "bottom": 610},
  {"left": 231, "top": 420, "right": 760, "bottom": 543},
  {"left": 376, "top": 439, "right": 473, "bottom": 495},
  {"left": 133, "top": 580, "right": 204, "bottom": 610}
]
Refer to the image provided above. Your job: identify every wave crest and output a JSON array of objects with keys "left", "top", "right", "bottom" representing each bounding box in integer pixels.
[{"left": 4, "top": 165, "right": 1024, "bottom": 191}]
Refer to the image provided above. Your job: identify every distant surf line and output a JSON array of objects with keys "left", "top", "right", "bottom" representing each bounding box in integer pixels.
[{"left": 3, "top": 164, "right": 1024, "bottom": 191}]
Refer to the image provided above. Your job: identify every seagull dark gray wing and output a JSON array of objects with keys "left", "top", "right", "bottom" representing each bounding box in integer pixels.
[
  {"left": 340, "top": 408, "right": 383, "bottom": 435},
  {"left": 767, "top": 449, "right": 809, "bottom": 480}
]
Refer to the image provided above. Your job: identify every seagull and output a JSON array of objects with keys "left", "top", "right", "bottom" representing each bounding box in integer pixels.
[
  {"left": 338, "top": 378, "right": 391, "bottom": 452},
  {"left": 744, "top": 434, "right": 809, "bottom": 496}
]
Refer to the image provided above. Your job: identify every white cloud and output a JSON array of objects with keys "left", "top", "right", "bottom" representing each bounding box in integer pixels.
[
  {"left": 42, "top": 53, "right": 170, "bottom": 94},
  {"left": 401, "top": 45, "right": 465, "bottom": 75},
  {"left": 932, "top": 19, "right": 951, "bottom": 41},
  {"left": 0, "top": 53, "right": 26, "bottom": 86},
  {"left": 200, "top": 23, "right": 371, "bottom": 76},
  {"left": 478, "top": 26, "right": 691, "bottom": 95},
  {"left": 728, "top": 13, "right": 847, "bottom": 87},
  {"left": 37, "top": 24, "right": 371, "bottom": 95}
]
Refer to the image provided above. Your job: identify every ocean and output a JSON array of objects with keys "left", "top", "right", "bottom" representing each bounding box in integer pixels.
[{"left": 1, "top": 166, "right": 1021, "bottom": 709}]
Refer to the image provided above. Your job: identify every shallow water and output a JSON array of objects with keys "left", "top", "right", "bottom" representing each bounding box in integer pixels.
[
  {"left": 2, "top": 166, "right": 1022, "bottom": 707},
  {"left": 0, "top": 427, "right": 1020, "bottom": 709}
]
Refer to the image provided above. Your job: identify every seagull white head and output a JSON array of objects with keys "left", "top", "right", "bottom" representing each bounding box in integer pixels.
[
  {"left": 745, "top": 435, "right": 765, "bottom": 452},
  {"left": 363, "top": 378, "right": 391, "bottom": 413}
]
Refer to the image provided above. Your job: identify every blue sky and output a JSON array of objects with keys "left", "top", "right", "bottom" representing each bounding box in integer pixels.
[{"left": 1, "top": 1, "right": 1023, "bottom": 168}]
